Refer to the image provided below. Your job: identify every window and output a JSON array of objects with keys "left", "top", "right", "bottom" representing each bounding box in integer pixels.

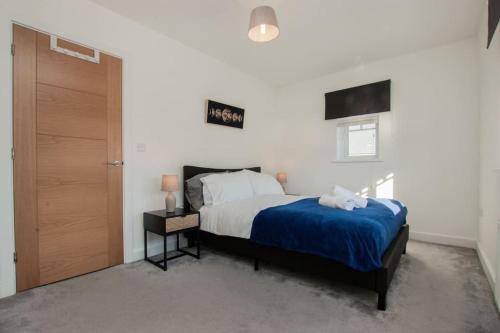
[{"left": 336, "top": 117, "right": 379, "bottom": 162}]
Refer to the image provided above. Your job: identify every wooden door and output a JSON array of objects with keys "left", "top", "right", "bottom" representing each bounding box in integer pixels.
[{"left": 13, "top": 24, "right": 123, "bottom": 291}]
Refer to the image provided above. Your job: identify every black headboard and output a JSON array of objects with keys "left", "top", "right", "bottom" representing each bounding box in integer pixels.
[{"left": 182, "top": 165, "right": 261, "bottom": 210}]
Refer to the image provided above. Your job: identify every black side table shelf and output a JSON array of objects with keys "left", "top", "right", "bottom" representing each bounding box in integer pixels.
[{"left": 143, "top": 208, "right": 200, "bottom": 271}]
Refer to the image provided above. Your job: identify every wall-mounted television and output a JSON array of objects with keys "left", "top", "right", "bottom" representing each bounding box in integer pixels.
[
  {"left": 488, "top": 0, "right": 500, "bottom": 49},
  {"left": 325, "top": 80, "right": 391, "bottom": 120}
]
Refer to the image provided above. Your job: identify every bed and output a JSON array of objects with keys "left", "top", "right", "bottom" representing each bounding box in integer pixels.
[{"left": 183, "top": 165, "right": 409, "bottom": 310}]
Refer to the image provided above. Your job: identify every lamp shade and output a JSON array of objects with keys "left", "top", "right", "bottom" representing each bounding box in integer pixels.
[
  {"left": 161, "top": 175, "right": 179, "bottom": 192},
  {"left": 276, "top": 172, "right": 287, "bottom": 184},
  {"left": 248, "top": 6, "right": 280, "bottom": 42}
]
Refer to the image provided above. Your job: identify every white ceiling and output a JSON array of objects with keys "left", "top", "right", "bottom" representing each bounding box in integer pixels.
[{"left": 90, "top": 0, "right": 484, "bottom": 86}]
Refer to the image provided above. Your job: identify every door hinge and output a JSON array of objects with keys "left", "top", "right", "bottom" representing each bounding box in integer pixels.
[
  {"left": 13, "top": 252, "right": 17, "bottom": 264},
  {"left": 11, "top": 43, "right": 15, "bottom": 56},
  {"left": 11, "top": 147, "right": 15, "bottom": 160}
]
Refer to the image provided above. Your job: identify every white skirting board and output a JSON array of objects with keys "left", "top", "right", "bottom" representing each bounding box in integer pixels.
[
  {"left": 409, "top": 231, "right": 476, "bottom": 248},
  {"left": 476, "top": 243, "right": 496, "bottom": 293},
  {"left": 137, "top": 231, "right": 477, "bottom": 261}
]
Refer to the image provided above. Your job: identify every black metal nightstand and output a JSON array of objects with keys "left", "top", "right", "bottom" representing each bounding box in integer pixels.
[{"left": 143, "top": 208, "right": 200, "bottom": 271}]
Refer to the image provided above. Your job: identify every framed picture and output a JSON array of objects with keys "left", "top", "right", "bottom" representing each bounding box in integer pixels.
[{"left": 206, "top": 100, "right": 244, "bottom": 129}]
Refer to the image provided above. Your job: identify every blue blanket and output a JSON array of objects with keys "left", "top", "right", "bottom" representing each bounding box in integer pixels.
[{"left": 250, "top": 198, "right": 407, "bottom": 272}]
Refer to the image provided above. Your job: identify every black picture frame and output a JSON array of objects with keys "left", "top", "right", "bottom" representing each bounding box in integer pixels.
[{"left": 206, "top": 100, "right": 245, "bottom": 129}]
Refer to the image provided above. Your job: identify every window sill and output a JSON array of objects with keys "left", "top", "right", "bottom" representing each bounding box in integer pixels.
[{"left": 331, "top": 159, "right": 384, "bottom": 164}]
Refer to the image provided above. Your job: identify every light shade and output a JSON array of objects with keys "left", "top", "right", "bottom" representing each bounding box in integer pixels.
[
  {"left": 276, "top": 172, "right": 287, "bottom": 184},
  {"left": 248, "top": 6, "right": 279, "bottom": 42},
  {"left": 161, "top": 175, "right": 179, "bottom": 192}
]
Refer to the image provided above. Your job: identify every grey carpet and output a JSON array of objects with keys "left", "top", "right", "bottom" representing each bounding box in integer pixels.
[{"left": 0, "top": 241, "right": 499, "bottom": 333}]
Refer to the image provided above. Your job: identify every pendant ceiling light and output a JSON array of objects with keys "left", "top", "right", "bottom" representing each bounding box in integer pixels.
[{"left": 248, "top": 6, "right": 280, "bottom": 42}]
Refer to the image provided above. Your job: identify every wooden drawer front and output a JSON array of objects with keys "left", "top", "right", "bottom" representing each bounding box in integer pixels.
[{"left": 166, "top": 214, "right": 198, "bottom": 233}]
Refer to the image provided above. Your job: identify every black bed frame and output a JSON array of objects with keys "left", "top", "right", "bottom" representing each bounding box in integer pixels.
[{"left": 183, "top": 165, "right": 409, "bottom": 310}]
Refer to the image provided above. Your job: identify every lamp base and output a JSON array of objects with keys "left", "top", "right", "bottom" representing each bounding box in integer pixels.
[{"left": 165, "top": 192, "right": 176, "bottom": 213}]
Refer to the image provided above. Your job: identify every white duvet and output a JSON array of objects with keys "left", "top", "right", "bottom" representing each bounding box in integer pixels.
[{"left": 199, "top": 194, "right": 308, "bottom": 239}]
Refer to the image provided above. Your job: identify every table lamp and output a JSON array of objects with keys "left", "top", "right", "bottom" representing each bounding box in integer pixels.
[
  {"left": 276, "top": 172, "right": 287, "bottom": 192},
  {"left": 161, "top": 175, "right": 179, "bottom": 213}
]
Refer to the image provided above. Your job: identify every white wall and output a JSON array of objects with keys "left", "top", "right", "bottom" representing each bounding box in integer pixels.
[
  {"left": 0, "top": 0, "right": 280, "bottom": 298},
  {"left": 275, "top": 39, "right": 479, "bottom": 248},
  {"left": 477, "top": 6, "right": 500, "bottom": 303}
]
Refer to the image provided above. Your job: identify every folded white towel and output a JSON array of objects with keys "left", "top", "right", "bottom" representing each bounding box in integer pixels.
[
  {"left": 318, "top": 194, "right": 336, "bottom": 208},
  {"left": 319, "top": 194, "right": 356, "bottom": 211},
  {"left": 332, "top": 185, "right": 368, "bottom": 208}
]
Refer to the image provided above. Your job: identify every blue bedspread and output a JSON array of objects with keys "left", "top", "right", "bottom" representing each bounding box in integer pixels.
[{"left": 250, "top": 198, "right": 408, "bottom": 272}]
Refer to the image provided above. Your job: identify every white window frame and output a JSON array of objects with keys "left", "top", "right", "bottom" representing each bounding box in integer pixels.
[{"left": 335, "top": 116, "right": 380, "bottom": 163}]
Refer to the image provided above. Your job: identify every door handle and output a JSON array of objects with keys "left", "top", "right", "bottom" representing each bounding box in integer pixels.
[{"left": 106, "top": 160, "right": 123, "bottom": 167}]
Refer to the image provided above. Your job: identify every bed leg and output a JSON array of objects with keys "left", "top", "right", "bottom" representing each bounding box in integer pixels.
[
  {"left": 376, "top": 268, "right": 388, "bottom": 311},
  {"left": 254, "top": 258, "right": 259, "bottom": 271},
  {"left": 377, "top": 292, "right": 387, "bottom": 311}
]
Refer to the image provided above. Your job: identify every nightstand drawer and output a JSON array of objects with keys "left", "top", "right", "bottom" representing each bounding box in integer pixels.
[{"left": 166, "top": 214, "right": 199, "bottom": 233}]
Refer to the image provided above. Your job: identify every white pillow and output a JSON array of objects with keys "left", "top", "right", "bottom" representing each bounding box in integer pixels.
[
  {"left": 200, "top": 171, "right": 254, "bottom": 206},
  {"left": 243, "top": 169, "right": 284, "bottom": 196}
]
